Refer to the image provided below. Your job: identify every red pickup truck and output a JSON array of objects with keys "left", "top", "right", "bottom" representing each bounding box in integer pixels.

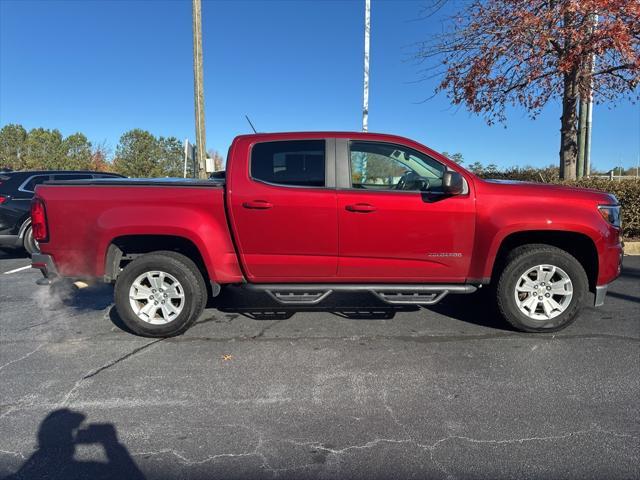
[{"left": 31, "top": 132, "right": 623, "bottom": 337}]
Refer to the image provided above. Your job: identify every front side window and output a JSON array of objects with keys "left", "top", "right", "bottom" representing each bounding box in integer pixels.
[
  {"left": 350, "top": 141, "right": 446, "bottom": 192},
  {"left": 251, "top": 140, "right": 325, "bottom": 187}
]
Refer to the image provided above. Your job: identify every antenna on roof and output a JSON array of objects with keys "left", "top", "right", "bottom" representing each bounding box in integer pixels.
[{"left": 245, "top": 115, "right": 258, "bottom": 134}]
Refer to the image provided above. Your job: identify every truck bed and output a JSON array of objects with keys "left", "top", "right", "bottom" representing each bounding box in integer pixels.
[{"left": 35, "top": 180, "right": 242, "bottom": 282}]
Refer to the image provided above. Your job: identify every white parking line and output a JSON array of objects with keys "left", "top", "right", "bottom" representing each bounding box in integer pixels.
[{"left": 2, "top": 265, "right": 31, "bottom": 275}]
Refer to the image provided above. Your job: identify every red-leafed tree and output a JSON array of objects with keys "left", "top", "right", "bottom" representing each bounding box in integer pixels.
[{"left": 417, "top": 0, "right": 640, "bottom": 179}]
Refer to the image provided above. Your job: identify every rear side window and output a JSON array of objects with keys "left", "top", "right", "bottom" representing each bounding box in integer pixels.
[
  {"left": 251, "top": 140, "right": 325, "bottom": 187},
  {"left": 22, "top": 175, "right": 51, "bottom": 192}
]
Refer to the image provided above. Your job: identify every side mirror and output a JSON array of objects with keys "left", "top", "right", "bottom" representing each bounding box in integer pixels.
[{"left": 442, "top": 171, "right": 464, "bottom": 195}]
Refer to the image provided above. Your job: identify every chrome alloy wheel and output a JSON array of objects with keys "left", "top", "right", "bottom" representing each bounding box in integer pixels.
[
  {"left": 129, "top": 271, "right": 185, "bottom": 325},
  {"left": 514, "top": 264, "right": 573, "bottom": 321}
]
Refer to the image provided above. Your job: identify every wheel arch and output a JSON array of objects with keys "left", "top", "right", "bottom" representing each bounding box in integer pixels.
[
  {"left": 104, "top": 235, "right": 215, "bottom": 294},
  {"left": 489, "top": 230, "right": 599, "bottom": 292}
]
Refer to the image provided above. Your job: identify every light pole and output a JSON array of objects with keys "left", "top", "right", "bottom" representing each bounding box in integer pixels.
[
  {"left": 192, "top": 0, "right": 207, "bottom": 179},
  {"left": 584, "top": 13, "right": 598, "bottom": 177},
  {"left": 362, "top": 0, "right": 370, "bottom": 132}
]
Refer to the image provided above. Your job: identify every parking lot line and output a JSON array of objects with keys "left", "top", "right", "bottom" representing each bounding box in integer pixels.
[{"left": 2, "top": 265, "right": 31, "bottom": 275}]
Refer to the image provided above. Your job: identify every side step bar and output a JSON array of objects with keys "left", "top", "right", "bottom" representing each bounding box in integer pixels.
[{"left": 245, "top": 284, "right": 477, "bottom": 306}]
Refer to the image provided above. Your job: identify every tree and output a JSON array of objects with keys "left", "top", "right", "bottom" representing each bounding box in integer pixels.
[
  {"left": 468, "top": 161, "right": 484, "bottom": 174},
  {"left": 113, "top": 131, "right": 188, "bottom": 178},
  {"left": 485, "top": 163, "right": 500, "bottom": 175},
  {"left": 417, "top": 0, "right": 640, "bottom": 180},
  {"left": 157, "top": 136, "right": 184, "bottom": 177},
  {"left": 113, "top": 129, "right": 162, "bottom": 178},
  {"left": 442, "top": 151, "right": 464, "bottom": 163},
  {"left": 24, "top": 128, "right": 65, "bottom": 170},
  {"left": 62, "top": 133, "right": 92, "bottom": 170},
  {"left": 363, "top": 153, "right": 407, "bottom": 184},
  {"left": 89, "top": 142, "right": 113, "bottom": 172},
  {"left": 0, "top": 124, "right": 27, "bottom": 170}
]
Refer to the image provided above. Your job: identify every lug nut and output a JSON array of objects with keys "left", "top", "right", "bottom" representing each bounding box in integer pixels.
[
  {"left": 161, "top": 300, "right": 165, "bottom": 304},
  {"left": 538, "top": 296, "right": 543, "bottom": 300},
  {"left": 545, "top": 293, "right": 550, "bottom": 297},
  {"left": 547, "top": 286, "right": 551, "bottom": 290}
]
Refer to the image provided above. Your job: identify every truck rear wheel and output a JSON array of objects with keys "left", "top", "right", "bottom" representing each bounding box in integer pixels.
[
  {"left": 496, "top": 244, "right": 588, "bottom": 332},
  {"left": 23, "top": 225, "right": 40, "bottom": 256},
  {"left": 114, "top": 251, "right": 207, "bottom": 337}
]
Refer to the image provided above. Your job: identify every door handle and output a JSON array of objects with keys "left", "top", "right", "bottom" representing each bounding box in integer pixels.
[
  {"left": 242, "top": 200, "right": 273, "bottom": 210},
  {"left": 345, "top": 203, "right": 376, "bottom": 213}
]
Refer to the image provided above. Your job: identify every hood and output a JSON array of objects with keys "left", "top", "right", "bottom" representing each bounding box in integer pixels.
[{"left": 481, "top": 179, "right": 617, "bottom": 204}]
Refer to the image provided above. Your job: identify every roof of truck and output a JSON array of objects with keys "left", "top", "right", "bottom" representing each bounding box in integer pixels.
[{"left": 233, "top": 131, "right": 416, "bottom": 141}]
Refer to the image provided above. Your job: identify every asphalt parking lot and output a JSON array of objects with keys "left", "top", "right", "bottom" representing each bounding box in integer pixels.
[{"left": 1, "top": 249, "right": 638, "bottom": 480}]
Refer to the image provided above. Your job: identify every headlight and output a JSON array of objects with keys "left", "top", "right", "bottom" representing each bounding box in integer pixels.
[{"left": 598, "top": 205, "right": 621, "bottom": 228}]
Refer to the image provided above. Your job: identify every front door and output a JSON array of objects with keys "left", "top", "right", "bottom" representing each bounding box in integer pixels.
[
  {"left": 228, "top": 138, "right": 338, "bottom": 282},
  {"left": 336, "top": 140, "right": 475, "bottom": 282}
]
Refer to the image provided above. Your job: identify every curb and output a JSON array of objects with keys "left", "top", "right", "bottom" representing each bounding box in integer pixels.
[{"left": 624, "top": 241, "right": 640, "bottom": 255}]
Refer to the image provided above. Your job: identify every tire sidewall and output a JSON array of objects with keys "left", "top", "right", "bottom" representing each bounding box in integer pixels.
[
  {"left": 499, "top": 250, "right": 587, "bottom": 332},
  {"left": 23, "top": 226, "right": 40, "bottom": 256},
  {"left": 114, "top": 255, "right": 200, "bottom": 337}
]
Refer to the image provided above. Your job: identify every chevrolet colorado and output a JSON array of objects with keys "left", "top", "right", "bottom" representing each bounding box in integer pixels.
[{"left": 31, "top": 132, "right": 623, "bottom": 337}]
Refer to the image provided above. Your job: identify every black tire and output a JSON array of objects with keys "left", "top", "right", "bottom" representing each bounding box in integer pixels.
[
  {"left": 496, "top": 244, "right": 588, "bottom": 333},
  {"left": 114, "top": 251, "right": 207, "bottom": 337},
  {"left": 23, "top": 225, "right": 40, "bottom": 256}
]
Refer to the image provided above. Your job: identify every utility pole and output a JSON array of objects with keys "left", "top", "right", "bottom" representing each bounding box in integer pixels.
[
  {"left": 362, "top": 0, "right": 370, "bottom": 132},
  {"left": 192, "top": 0, "right": 207, "bottom": 179},
  {"left": 577, "top": 13, "right": 598, "bottom": 178}
]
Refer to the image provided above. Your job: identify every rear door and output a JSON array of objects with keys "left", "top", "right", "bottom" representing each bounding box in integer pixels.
[
  {"left": 228, "top": 138, "right": 338, "bottom": 282},
  {"left": 336, "top": 139, "right": 475, "bottom": 282}
]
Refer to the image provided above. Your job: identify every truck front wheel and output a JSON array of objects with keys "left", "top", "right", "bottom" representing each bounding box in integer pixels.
[
  {"left": 114, "top": 251, "right": 207, "bottom": 337},
  {"left": 496, "top": 244, "right": 588, "bottom": 332}
]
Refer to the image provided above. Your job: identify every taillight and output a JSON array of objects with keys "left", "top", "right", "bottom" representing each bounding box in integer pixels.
[
  {"left": 31, "top": 197, "right": 49, "bottom": 242},
  {"left": 0, "top": 195, "right": 7, "bottom": 204}
]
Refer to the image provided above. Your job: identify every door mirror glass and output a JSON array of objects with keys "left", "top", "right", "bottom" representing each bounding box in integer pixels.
[{"left": 442, "top": 171, "right": 464, "bottom": 195}]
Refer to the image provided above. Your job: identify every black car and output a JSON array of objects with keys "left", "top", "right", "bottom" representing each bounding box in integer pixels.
[{"left": 0, "top": 170, "right": 124, "bottom": 255}]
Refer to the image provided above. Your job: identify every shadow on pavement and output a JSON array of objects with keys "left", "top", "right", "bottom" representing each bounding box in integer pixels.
[
  {"left": 105, "top": 283, "right": 515, "bottom": 334},
  {"left": 3, "top": 409, "right": 144, "bottom": 480},
  {"left": 212, "top": 285, "right": 514, "bottom": 331},
  {"left": 212, "top": 285, "right": 421, "bottom": 321},
  {"left": 429, "top": 290, "right": 515, "bottom": 330},
  {"left": 620, "top": 264, "right": 639, "bottom": 279},
  {"left": 607, "top": 291, "right": 640, "bottom": 304},
  {"left": 0, "top": 248, "right": 28, "bottom": 260}
]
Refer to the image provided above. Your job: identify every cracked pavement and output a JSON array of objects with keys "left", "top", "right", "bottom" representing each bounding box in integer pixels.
[{"left": 1, "top": 250, "right": 638, "bottom": 479}]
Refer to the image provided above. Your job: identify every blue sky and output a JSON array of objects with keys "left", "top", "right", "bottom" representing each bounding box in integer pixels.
[{"left": 1, "top": 0, "right": 638, "bottom": 170}]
